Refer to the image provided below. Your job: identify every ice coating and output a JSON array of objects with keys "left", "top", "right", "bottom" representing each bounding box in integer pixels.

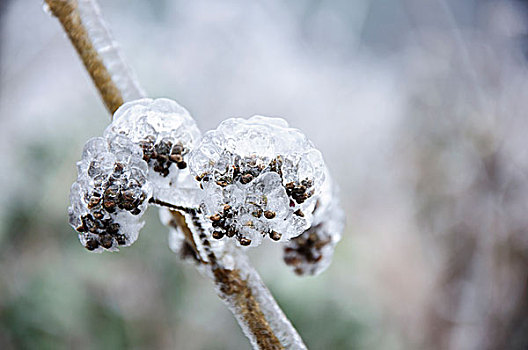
[
  {"left": 68, "top": 136, "right": 152, "bottom": 252},
  {"left": 159, "top": 207, "right": 235, "bottom": 269},
  {"left": 104, "top": 98, "right": 201, "bottom": 193},
  {"left": 77, "top": 0, "right": 145, "bottom": 101},
  {"left": 189, "top": 116, "right": 326, "bottom": 247},
  {"left": 283, "top": 173, "right": 344, "bottom": 275}
]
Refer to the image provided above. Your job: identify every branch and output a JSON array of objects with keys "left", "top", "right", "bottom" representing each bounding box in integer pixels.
[
  {"left": 45, "top": 0, "right": 144, "bottom": 114},
  {"left": 165, "top": 209, "right": 306, "bottom": 349},
  {"left": 47, "top": 1, "right": 307, "bottom": 348}
]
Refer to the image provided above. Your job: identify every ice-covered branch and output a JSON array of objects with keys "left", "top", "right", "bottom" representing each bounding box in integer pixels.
[
  {"left": 62, "top": 92, "right": 308, "bottom": 346},
  {"left": 163, "top": 209, "right": 307, "bottom": 350},
  {"left": 45, "top": 0, "right": 144, "bottom": 113},
  {"left": 49, "top": 0, "right": 339, "bottom": 346}
]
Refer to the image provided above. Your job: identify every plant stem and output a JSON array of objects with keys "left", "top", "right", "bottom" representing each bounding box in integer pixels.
[
  {"left": 165, "top": 209, "right": 306, "bottom": 349},
  {"left": 148, "top": 197, "right": 198, "bottom": 212},
  {"left": 47, "top": 1, "right": 307, "bottom": 348},
  {"left": 45, "top": 0, "right": 144, "bottom": 114}
]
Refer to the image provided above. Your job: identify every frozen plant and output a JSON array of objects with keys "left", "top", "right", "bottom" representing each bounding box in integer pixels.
[
  {"left": 189, "top": 116, "right": 326, "bottom": 247},
  {"left": 49, "top": 1, "right": 343, "bottom": 348},
  {"left": 104, "top": 98, "right": 201, "bottom": 198},
  {"left": 68, "top": 136, "right": 151, "bottom": 251},
  {"left": 284, "top": 172, "right": 344, "bottom": 275}
]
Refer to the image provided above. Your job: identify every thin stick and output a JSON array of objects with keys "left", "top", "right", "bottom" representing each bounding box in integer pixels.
[
  {"left": 45, "top": 0, "right": 144, "bottom": 114},
  {"left": 148, "top": 197, "right": 199, "bottom": 212}
]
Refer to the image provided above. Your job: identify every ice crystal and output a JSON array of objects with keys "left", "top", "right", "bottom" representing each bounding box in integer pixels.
[
  {"left": 104, "top": 98, "right": 201, "bottom": 194},
  {"left": 68, "top": 136, "right": 151, "bottom": 252},
  {"left": 189, "top": 116, "right": 326, "bottom": 247},
  {"left": 283, "top": 172, "right": 344, "bottom": 275}
]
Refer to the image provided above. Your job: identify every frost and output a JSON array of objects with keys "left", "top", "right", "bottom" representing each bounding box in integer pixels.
[
  {"left": 68, "top": 136, "right": 152, "bottom": 252},
  {"left": 104, "top": 98, "right": 201, "bottom": 203},
  {"left": 189, "top": 116, "right": 326, "bottom": 247},
  {"left": 283, "top": 172, "right": 344, "bottom": 275}
]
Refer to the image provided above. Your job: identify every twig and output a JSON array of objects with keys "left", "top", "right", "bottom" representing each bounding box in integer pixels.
[
  {"left": 159, "top": 203, "right": 306, "bottom": 349},
  {"left": 45, "top": 0, "right": 144, "bottom": 114},
  {"left": 46, "top": 1, "right": 307, "bottom": 348}
]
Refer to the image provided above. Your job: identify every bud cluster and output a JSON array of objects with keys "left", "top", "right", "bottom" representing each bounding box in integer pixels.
[
  {"left": 283, "top": 174, "right": 344, "bottom": 275},
  {"left": 190, "top": 116, "right": 326, "bottom": 247},
  {"left": 68, "top": 136, "right": 151, "bottom": 251},
  {"left": 68, "top": 99, "right": 343, "bottom": 273},
  {"left": 104, "top": 98, "right": 201, "bottom": 188}
]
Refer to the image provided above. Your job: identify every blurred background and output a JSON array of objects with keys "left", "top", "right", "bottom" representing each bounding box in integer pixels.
[{"left": 1, "top": 0, "right": 528, "bottom": 349}]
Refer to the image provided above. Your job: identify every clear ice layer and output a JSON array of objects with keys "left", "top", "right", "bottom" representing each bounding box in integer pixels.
[
  {"left": 104, "top": 98, "right": 201, "bottom": 199},
  {"left": 283, "top": 172, "right": 344, "bottom": 275},
  {"left": 160, "top": 207, "right": 235, "bottom": 269},
  {"left": 68, "top": 136, "right": 152, "bottom": 252},
  {"left": 189, "top": 116, "right": 326, "bottom": 247},
  {"left": 77, "top": 0, "right": 145, "bottom": 101}
]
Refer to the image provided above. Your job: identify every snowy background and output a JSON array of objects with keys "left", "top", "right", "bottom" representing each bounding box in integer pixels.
[{"left": 2, "top": 0, "right": 528, "bottom": 349}]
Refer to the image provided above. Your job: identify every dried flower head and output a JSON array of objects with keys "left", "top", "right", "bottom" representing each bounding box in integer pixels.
[
  {"left": 283, "top": 173, "right": 344, "bottom": 275},
  {"left": 103, "top": 98, "right": 201, "bottom": 191},
  {"left": 189, "top": 116, "right": 326, "bottom": 247},
  {"left": 68, "top": 136, "right": 152, "bottom": 252}
]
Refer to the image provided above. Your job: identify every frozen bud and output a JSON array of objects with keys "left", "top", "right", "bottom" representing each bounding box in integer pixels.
[
  {"left": 283, "top": 173, "right": 344, "bottom": 275},
  {"left": 189, "top": 116, "right": 326, "bottom": 247},
  {"left": 103, "top": 98, "right": 201, "bottom": 192},
  {"left": 68, "top": 137, "right": 152, "bottom": 252}
]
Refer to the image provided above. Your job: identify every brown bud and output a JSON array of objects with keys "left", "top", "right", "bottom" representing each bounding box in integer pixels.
[
  {"left": 107, "top": 223, "right": 120, "bottom": 234},
  {"left": 269, "top": 230, "right": 282, "bottom": 241},
  {"left": 294, "top": 209, "right": 304, "bottom": 217},
  {"left": 88, "top": 196, "right": 101, "bottom": 208},
  {"left": 100, "top": 235, "right": 113, "bottom": 249},
  {"left": 85, "top": 239, "right": 99, "bottom": 251},
  {"left": 116, "top": 235, "right": 126, "bottom": 245},
  {"left": 169, "top": 154, "right": 183, "bottom": 163},
  {"left": 238, "top": 237, "right": 252, "bottom": 246},
  {"left": 216, "top": 180, "right": 228, "bottom": 187},
  {"left": 264, "top": 210, "right": 276, "bottom": 219},
  {"left": 103, "top": 200, "right": 116, "bottom": 210},
  {"left": 212, "top": 231, "right": 225, "bottom": 239},
  {"left": 226, "top": 227, "right": 236, "bottom": 237},
  {"left": 240, "top": 173, "right": 253, "bottom": 184},
  {"left": 114, "top": 162, "right": 124, "bottom": 173},
  {"left": 210, "top": 214, "right": 221, "bottom": 222}
]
